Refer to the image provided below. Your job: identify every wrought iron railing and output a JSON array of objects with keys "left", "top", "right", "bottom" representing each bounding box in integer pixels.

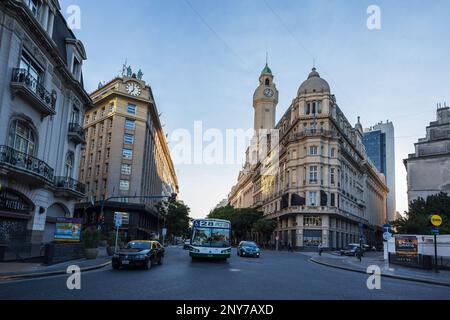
[
  {"left": 68, "top": 123, "right": 85, "bottom": 140},
  {"left": 0, "top": 145, "right": 54, "bottom": 182},
  {"left": 54, "top": 176, "right": 86, "bottom": 195},
  {"left": 11, "top": 68, "right": 56, "bottom": 110}
]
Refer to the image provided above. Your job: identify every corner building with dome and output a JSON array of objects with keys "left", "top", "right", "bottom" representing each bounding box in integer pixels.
[{"left": 229, "top": 65, "right": 389, "bottom": 250}]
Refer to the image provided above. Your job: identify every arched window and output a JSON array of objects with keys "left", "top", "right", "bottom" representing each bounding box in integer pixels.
[
  {"left": 64, "top": 152, "right": 74, "bottom": 178},
  {"left": 8, "top": 120, "right": 36, "bottom": 156},
  {"left": 265, "top": 78, "right": 270, "bottom": 86}
]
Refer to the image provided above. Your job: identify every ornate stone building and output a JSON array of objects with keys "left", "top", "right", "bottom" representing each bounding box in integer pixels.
[
  {"left": 0, "top": 0, "right": 91, "bottom": 260},
  {"left": 75, "top": 72, "right": 179, "bottom": 240},
  {"left": 229, "top": 65, "right": 388, "bottom": 250},
  {"left": 404, "top": 104, "right": 450, "bottom": 203}
]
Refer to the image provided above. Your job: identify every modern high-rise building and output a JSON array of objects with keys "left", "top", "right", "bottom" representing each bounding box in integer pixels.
[
  {"left": 363, "top": 121, "right": 396, "bottom": 222},
  {"left": 404, "top": 104, "right": 450, "bottom": 204},
  {"left": 0, "top": 0, "right": 91, "bottom": 260},
  {"left": 75, "top": 71, "right": 179, "bottom": 240},
  {"left": 229, "top": 65, "right": 388, "bottom": 250}
]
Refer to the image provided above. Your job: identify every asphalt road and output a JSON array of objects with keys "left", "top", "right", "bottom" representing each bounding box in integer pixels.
[{"left": 0, "top": 247, "right": 449, "bottom": 300}]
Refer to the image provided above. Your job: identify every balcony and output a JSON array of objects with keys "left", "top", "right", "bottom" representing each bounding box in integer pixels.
[
  {"left": 54, "top": 177, "right": 86, "bottom": 198},
  {"left": 0, "top": 145, "right": 54, "bottom": 186},
  {"left": 68, "top": 123, "right": 85, "bottom": 144},
  {"left": 11, "top": 68, "right": 56, "bottom": 117}
]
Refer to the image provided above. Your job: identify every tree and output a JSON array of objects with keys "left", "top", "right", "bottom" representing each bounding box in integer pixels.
[
  {"left": 393, "top": 192, "right": 450, "bottom": 234},
  {"left": 161, "top": 201, "right": 192, "bottom": 240},
  {"left": 208, "top": 205, "right": 264, "bottom": 244},
  {"left": 253, "top": 219, "right": 278, "bottom": 246}
]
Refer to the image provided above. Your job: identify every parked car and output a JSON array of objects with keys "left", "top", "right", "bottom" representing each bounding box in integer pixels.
[
  {"left": 237, "top": 241, "right": 261, "bottom": 258},
  {"left": 112, "top": 240, "right": 165, "bottom": 270},
  {"left": 183, "top": 239, "right": 191, "bottom": 250},
  {"left": 340, "top": 244, "right": 365, "bottom": 257}
]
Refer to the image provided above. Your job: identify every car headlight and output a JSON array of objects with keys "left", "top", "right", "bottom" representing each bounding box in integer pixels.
[
  {"left": 221, "top": 249, "right": 231, "bottom": 254},
  {"left": 192, "top": 248, "right": 200, "bottom": 253}
]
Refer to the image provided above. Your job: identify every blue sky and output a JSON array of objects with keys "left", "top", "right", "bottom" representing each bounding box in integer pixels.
[{"left": 61, "top": 0, "right": 450, "bottom": 218}]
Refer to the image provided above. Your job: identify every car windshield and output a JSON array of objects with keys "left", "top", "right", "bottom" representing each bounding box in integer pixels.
[
  {"left": 127, "top": 242, "right": 151, "bottom": 250},
  {"left": 192, "top": 227, "right": 230, "bottom": 248},
  {"left": 241, "top": 242, "right": 257, "bottom": 247}
]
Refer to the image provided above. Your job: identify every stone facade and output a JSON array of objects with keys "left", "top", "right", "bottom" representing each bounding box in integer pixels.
[
  {"left": 0, "top": 0, "right": 91, "bottom": 259},
  {"left": 404, "top": 105, "right": 450, "bottom": 203},
  {"left": 75, "top": 75, "right": 179, "bottom": 240},
  {"left": 229, "top": 66, "right": 388, "bottom": 250}
]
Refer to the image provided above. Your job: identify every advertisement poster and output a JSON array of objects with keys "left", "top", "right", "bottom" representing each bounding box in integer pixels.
[
  {"left": 395, "top": 236, "right": 418, "bottom": 256},
  {"left": 54, "top": 218, "right": 82, "bottom": 242}
]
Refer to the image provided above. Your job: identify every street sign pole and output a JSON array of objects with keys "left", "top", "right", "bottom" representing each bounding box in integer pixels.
[
  {"left": 430, "top": 215, "right": 442, "bottom": 273},
  {"left": 434, "top": 233, "right": 439, "bottom": 273}
]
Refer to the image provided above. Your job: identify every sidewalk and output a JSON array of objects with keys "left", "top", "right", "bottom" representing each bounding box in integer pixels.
[
  {"left": 0, "top": 251, "right": 111, "bottom": 282},
  {"left": 305, "top": 252, "right": 450, "bottom": 287}
]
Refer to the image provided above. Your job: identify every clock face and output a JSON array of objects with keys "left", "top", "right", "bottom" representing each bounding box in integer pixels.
[
  {"left": 126, "top": 82, "right": 141, "bottom": 96},
  {"left": 264, "top": 88, "right": 274, "bottom": 98}
]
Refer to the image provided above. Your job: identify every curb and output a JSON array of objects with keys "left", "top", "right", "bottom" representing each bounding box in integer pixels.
[
  {"left": 0, "top": 261, "right": 111, "bottom": 282},
  {"left": 309, "top": 257, "right": 450, "bottom": 288}
]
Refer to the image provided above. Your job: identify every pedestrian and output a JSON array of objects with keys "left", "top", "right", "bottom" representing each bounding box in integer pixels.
[{"left": 318, "top": 244, "right": 323, "bottom": 256}]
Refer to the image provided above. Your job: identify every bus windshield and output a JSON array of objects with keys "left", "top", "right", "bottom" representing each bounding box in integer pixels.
[{"left": 192, "top": 227, "right": 231, "bottom": 248}]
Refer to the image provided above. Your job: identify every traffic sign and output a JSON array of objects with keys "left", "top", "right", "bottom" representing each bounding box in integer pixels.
[
  {"left": 432, "top": 227, "right": 440, "bottom": 235},
  {"left": 383, "top": 224, "right": 391, "bottom": 233},
  {"left": 114, "top": 213, "right": 123, "bottom": 228},
  {"left": 431, "top": 215, "right": 443, "bottom": 227},
  {"left": 383, "top": 232, "right": 392, "bottom": 241}
]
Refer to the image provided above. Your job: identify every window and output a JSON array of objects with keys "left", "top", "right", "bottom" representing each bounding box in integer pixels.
[
  {"left": 27, "top": 0, "right": 40, "bottom": 17},
  {"left": 104, "top": 163, "right": 109, "bottom": 174},
  {"left": 72, "top": 57, "right": 81, "bottom": 79},
  {"left": 331, "top": 193, "right": 336, "bottom": 207},
  {"left": 304, "top": 216, "right": 323, "bottom": 227},
  {"left": 97, "top": 151, "right": 102, "bottom": 161},
  {"left": 125, "top": 119, "right": 135, "bottom": 130},
  {"left": 317, "top": 101, "right": 322, "bottom": 114},
  {"left": 121, "top": 164, "right": 132, "bottom": 175},
  {"left": 93, "top": 112, "right": 97, "bottom": 121},
  {"left": 107, "top": 133, "right": 112, "bottom": 143},
  {"left": 120, "top": 180, "right": 130, "bottom": 191},
  {"left": 85, "top": 115, "right": 89, "bottom": 125},
  {"left": 70, "top": 107, "right": 80, "bottom": 124},
  {"left": 124, "top": 134, "right": 134, "bottom": 145},
  {"left": 122, "top": 148, "right": 133, "bottom": 160},
  {"left": 306, "top": 103, "right": 311, "bottom": 115},
  {"left": 309, "top": 192, "right": 317, "bottom": 206},
  {"left": 309, "top": 166, "right": 318, "bottom": 183},
  {"left": 331, "top": 148, "right": 335, "bottom": 157},
  {"left": 20, "top": 51, "right": 43, "bottom": 85},
  {"left": 291, "top": 169, "right": 297, "bottom": 185},
  {"left": 303, "top": 230, "right": 322, "bottom": 247},
  {"left": 310, "top": 146, "right": 318, "bottom": 155},
  {"left": 127, "top": 104, "right": 137, "bottom": 114},
  {"left": 106, "top": 148, "right": 110, "bottom": 159},
  {"left": 330, "top": 168, "right": 335, "bottom": 185},
  {"left": 8, "top": 120, "right": 36, "bottom": 156},
  {"left": 64, "top": 153, "right": 74, "bottom": 178}
]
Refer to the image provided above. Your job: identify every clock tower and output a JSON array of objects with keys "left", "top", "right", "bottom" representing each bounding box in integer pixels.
[{"left": 253, "top": 63, "right": 279, "bottom": 131}]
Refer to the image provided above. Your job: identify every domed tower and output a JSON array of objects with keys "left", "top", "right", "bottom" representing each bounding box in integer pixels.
[
  {"left": 253, "top": 63, "right": 279, "bottom": 131},
  {"left": 297, "top": 68, "right": 332, "bottom": 118}
]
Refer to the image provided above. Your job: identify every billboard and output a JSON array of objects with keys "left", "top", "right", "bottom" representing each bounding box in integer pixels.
[
  {"left": 395, "top": 236, "right": 418, "bottom": 256},
  {"left": 54, "top": 218, "right": 82, "bottom": 242}
]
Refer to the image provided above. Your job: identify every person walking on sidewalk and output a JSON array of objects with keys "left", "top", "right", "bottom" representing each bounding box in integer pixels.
[{"left": 318, "top": 244, "right": 323, "bottom": 256}]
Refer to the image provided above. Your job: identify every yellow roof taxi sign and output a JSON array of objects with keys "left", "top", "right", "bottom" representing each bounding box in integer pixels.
[{"left": 430, "top": 215, "right": 443, "bottom": 227}]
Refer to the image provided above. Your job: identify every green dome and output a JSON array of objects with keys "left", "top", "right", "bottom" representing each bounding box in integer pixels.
[{"left": 261, "top": 63, "right": 272, "bottom": 75}]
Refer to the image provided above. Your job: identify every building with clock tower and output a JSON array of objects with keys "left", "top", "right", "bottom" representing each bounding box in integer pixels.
[
  {"left": 75, "top": 71, "right": 179, "bottom": 240},
  {"left": 253, "top": 63, "right": 279, "bottom": 131}
]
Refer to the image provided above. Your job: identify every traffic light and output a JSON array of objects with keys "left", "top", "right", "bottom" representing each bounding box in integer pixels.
[{"left": 169, "top": 193, "right": 178, "bottom": 203}]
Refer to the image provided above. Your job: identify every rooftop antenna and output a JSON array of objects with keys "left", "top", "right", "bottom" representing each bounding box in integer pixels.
[{"left": 313, "top": 57, "right": 316, "bottom": 69}]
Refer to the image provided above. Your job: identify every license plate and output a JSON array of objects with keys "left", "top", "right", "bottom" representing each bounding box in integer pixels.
[{"left": 122, "top": 260, "right": 130, "bottom": 265}]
